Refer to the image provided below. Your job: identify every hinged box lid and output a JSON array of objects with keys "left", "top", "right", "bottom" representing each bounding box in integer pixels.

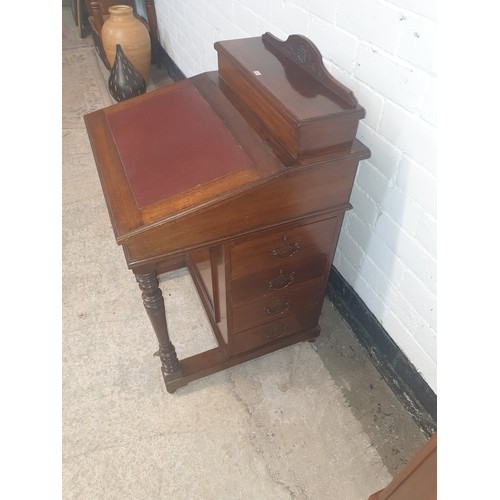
[{"left": 215, "top": 33, "right": 366, "bottom": 158}]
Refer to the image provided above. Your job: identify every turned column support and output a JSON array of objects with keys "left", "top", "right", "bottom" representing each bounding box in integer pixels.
[{"left": 135, "top": 270, "right": 182, "bottom": 385}]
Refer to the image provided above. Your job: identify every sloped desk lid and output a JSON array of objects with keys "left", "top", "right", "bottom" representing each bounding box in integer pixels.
[
  {"left": 84, "top": 75, "right": 285, "bottom": 241},
  {"left": 106, "top": 83, "right": 254, "bottom": 209}
]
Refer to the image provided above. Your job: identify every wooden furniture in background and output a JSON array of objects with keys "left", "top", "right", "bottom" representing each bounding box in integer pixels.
[
  {"left": 369, "top": 433, "right": 437, "bottom": 500},
  {"left": 70, "top": 0, "right": 89, "bottom": 38},
  {"left": 84, "top": 33, "right": 370, "bottom": 393},
  {"left": 85, "top": 0, "right": 160, "bottom": 69}
]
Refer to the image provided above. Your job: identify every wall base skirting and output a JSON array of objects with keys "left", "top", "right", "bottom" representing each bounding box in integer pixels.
[
  {"left": 157, "top": 46, "right": 437, "bottom": 436},
  {"left": 326, "top": 266, "right": 437, "bottom": 436},
  {"left": 159, "top": 46, "right": 186, "bottom": 82}
]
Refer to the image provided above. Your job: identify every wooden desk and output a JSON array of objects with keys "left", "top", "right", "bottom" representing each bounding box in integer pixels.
[
  {"left": 84, "top": 33, "right": 370, "bottom": 393},
  {"left": 368, "top": 433, "right": 437, "bottom": 500}
]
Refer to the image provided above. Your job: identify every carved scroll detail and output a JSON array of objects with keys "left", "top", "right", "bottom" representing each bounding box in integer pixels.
[{"left": 262, "top": 32, "right": 358, "bottom": 107}]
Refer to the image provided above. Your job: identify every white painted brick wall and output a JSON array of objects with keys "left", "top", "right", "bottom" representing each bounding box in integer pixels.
[
  {"left": 337, "top": 0, "right": 403, "bottom": 53},
  {"left": 354, "top": 45, "right": 430, "bottom": 113},
  {"left": 154, "top": 0, "right": 437, "bottom": 393},
  {"left": 398, "top": 13, "right": 436, "bottom": 74}
]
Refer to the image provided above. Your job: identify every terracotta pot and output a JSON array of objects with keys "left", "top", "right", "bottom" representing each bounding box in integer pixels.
[{"left": 101, "top": 5, "right": 151, "bottom": 84}]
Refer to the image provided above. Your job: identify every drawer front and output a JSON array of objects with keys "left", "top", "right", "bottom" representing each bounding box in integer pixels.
[
  {"left": 231, "top": 253, "right": 328, "bottom": 306},
  {"left": 231, "top": 277, "right": 325, "bottom": 333},
  {"left": 229, "top": 306, "right": 321, "bottom": 356},
  {"left": 230, "top": 217, "right": 340, "bottom": 281}
]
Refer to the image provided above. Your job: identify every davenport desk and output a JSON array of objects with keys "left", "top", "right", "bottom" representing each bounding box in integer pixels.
[{"left": 84, "top": 33, "right": 370, "bottom": 393}]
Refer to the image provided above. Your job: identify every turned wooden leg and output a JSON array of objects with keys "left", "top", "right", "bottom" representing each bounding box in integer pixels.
[{"left": 136, "top": 271, "right": 182, "bottom": 386}]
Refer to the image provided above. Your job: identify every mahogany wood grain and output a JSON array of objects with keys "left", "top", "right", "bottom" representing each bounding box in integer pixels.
[
  {"left": 121, "top": 158, "right": 364, "bottom": 266},
  {"left": 230, "top": 216, "right": 340, "bottom": 280},
  {"left": 215, "top": 35, "right": 366, "bottom": 158},
  {"left": 84, "top": 74, "right": 286, "bottom": 243},
  {"left": 164, "top": 325, "right": 321, "bottom": 393},
  {"left": 188, "top": 247, "right": 216, "bottom": 317},
  {"left": 368, "top": 433, "right": 437, "bottom": 500},
  {"left": 261, "top": 33, "right": 358, "bottom": 106},
  {"left": 229, "top": 307, "right": 321, "bottom": 356},
  {"left": 187, "top": 250, "right": 229, "bottom": 346},
  {"left": 230, "top": 253, "right": 328, "bottom": 306},
  {"left": 84, "top": 33, "right": 370, "bottom": 392},
  {"left": 231, "top": 277, "right": 325, "bottom": 333},
  {"left": 135, "top": 270, "right": 182, "bottom": 381}
]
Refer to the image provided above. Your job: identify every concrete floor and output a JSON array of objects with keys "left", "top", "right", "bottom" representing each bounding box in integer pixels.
[{"left": 62, "top": 6, "right": 427, "bottom": 499}]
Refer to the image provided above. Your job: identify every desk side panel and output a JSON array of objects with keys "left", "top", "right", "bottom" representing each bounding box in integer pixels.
[
  {"left": 84, "top": 110, "right": 143, "bottom": 237},
  {"left": 188, "top": 246, "right": 229, "bottom": 346}
]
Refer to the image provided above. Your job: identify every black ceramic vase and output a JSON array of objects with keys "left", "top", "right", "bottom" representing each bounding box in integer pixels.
[{"left": 108, "top": 44, "right": 147, "bottom": 102}]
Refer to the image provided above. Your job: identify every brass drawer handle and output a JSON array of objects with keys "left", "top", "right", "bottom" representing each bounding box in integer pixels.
[
  {"left": 265, "top": 300, "right": 290, "bottom": 316},
  {"left": 270, "top": 236, "right": 300, "bottom": 259},
  {"left": 266, "top": 269, "right": 295, "bottom": 290},
  {"left": 264, "top": 324, "right": 288, "bottom": 339}
]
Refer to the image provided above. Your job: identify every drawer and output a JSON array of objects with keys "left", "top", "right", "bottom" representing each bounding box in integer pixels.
[
  {"left": 228, "top": 306, "right": 321, "bottom": 356},
  {"left": 230, "top": 217, "right": 339, "bottom": 280},
  {"left": 231, "top": 277, "right": 325, "bottom": 333},
  {"left": 231, "top": 253, "right": 328, "bottom": 306}
]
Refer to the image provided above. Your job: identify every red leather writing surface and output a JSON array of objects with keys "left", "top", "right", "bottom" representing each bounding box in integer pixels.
[{"left": 106, "top": 83, "right": 253, "bottom": 208}]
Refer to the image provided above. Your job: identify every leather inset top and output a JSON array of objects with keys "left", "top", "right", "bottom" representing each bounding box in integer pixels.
[{"left": 106, "top": 83, "right": 253, "bottom": 208}]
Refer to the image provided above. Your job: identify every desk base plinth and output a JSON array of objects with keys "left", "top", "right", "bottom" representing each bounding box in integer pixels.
[{"left": 162, "top": 327, "right": 320, "bottom": 393}]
